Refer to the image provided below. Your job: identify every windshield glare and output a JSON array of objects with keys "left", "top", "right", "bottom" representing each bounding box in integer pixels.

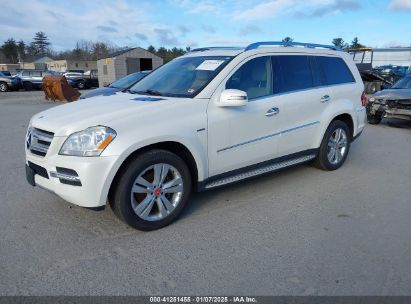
[
  {"left": 392, "top": 76, "right": 411, "bottom": 89},
  {"left": 129, "top": 56, "right": 232, "bottom": 97},
  {"left": 110, "top": 72, "right": 147, "bottom": 89}
]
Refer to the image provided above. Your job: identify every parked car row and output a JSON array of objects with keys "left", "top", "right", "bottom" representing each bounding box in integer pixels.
[{"left": 0, "top": 69, "right": 98, "bottom": 92}]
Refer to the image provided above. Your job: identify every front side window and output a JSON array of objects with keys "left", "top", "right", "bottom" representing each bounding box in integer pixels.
[
  {"left": 130, "top": 56, "right": 232, "bottom": 98},
  {"left": 276, "top": 55, "right": 313, "bottom": 93},
  {"left": 317, "top": 56, "right": 355, "bottom": 85},
  {"left": 226, "top": 56, "right": 272, "bottom": 100}
]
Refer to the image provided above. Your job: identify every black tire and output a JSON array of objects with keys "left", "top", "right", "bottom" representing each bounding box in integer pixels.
[
  {"left": 367, "top": 113, "right": 383, "bottom": 125},
  {"left": 77, "top": 81, "right": 85, "bottom": 90},
  {"left": 110, "top": 149, "right": 192, "bottom": 231},
  {"left": 0, "top": 82, "right": 8, "bottom": 92},
  {"left": 313, "top": 120, "right": 351, "bottom": 171},
  {"left": 23, "top": 82, "right": 33, "bottom": 91}
]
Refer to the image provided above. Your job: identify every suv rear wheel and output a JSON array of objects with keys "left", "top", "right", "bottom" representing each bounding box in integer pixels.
[
  {"left": 313, "top": 120, "right": 351, "bottom": 171},
  {"left": 110, "top": 149, "right": 192, "bottom": 231}
]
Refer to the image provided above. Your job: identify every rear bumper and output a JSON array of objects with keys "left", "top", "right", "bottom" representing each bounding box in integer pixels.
[{"left": 25, "top": 151, "right": 119, "bottom": 208}]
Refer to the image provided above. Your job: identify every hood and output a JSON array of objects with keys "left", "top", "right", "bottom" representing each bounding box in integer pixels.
[
  {"left": 30, "top": 92, "right": 174, "bottom": 136},
  {"left": 80, "top": 87, "right": 120, "bottom": 99},
  {"left": 372, "top": 89, "right": 411, "bottom": 100}
]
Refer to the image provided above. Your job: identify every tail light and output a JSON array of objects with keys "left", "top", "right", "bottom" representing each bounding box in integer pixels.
[{"left": 361, "top": 91, "right": 367, "bottom": 106}]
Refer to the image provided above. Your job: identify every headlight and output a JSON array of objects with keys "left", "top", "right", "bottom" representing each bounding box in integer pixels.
[
  {"left": 368, "top": 97, "right": 375, "bottom": 102},
  {"left": 59, "top": 126, "right": 116, "bottom": 157}
]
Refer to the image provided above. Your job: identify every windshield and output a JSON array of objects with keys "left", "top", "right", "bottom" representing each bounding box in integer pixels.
[
  {"left": 391, "top": 76, "right": 411, "bottom": 89},
  {"left": 129, "top": 56, "right": 232, "bottom": 97},
  {"left": 110, "top": 72, "right": 148, "bottom": 89}
]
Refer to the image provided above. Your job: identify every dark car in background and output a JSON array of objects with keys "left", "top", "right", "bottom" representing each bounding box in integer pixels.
[
  {"left": 0, "top": 71, "right": 12, "bottom": 76},
  {"left": 374, "top": 65, "right": 410, "bottom": 84},
  {"left": 80, "top": 70, "right": 150, "bottom": 99},
  {"left": 367, "top": 75, "right": 411, "bottom": 124},
  {"left": 64, "top": 70, "right": 98, "bottom": 90},
  {"left": 0, "top": 72, "right": 21, "bottom": 92}
]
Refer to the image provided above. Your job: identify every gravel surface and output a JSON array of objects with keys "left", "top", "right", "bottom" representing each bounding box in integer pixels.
[{"left": 1, "top": 91, "right": 410, "bottom": 295}]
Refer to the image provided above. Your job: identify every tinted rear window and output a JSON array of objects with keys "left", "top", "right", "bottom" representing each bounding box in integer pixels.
[
  {"left": 317, "top": 56, "right": 355, "bottom": 85},
  {"left": 276, "top": 56, "right": 313, "bottom": 93}
]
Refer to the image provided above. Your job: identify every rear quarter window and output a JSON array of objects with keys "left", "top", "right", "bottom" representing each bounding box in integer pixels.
[{"left": 317, "top": 56, "right": 355, "bottom": 85}]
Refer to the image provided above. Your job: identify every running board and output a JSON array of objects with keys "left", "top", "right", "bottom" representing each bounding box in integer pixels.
[{"left": 204, "top": 154, "right": 316, "bottom": 189}]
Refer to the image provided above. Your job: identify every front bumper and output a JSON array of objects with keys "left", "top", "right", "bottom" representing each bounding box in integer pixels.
[
  {"left": 367, "top": 102, "right": 411, "bottom": 120},
  {"left": 25, "top": 151, "right": 119, "bottom": 208}
]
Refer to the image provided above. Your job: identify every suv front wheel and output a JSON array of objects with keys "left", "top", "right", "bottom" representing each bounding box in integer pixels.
[
  {"left": 313, "top": 120, "right": 351, "bottom": 171},
  {"left": 110, "top": 149, "right": 192, "bottom": 231}
]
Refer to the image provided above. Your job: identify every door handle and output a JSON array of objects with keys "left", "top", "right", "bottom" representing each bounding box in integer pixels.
[
  {"left": 320, "top": 95, "right": 330, "bottom": 103},
  {"left": 266, "top": 107, "right": 280, "bottom": 117}
]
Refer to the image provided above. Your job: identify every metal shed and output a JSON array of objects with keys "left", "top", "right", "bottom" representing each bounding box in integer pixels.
[{"left": 97, "top": 47, "right": 163, "bottom": 87}]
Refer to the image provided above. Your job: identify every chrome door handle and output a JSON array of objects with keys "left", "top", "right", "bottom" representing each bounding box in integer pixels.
[
  {"left": 320, "top": 95, "right": 330, "bottom": 103},
  {"left": 266, "top": 107, "right": 280, "bottom": 117}
]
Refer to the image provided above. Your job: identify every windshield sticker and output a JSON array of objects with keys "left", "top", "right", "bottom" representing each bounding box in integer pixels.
[{"left": 196, "top": 60, "right": 225, "bottom": 71}]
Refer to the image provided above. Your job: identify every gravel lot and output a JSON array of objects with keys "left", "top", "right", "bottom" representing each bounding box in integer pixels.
[{"left": 0, "top": 90, "right": 410, "bottom": 296}]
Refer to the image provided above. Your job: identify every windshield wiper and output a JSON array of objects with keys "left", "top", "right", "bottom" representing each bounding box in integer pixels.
[{"left": 134, "top": 89, "right": 163, "bottom": 96}]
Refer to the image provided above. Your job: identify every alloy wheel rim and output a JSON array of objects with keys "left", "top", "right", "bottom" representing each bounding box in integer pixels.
[
  {"left": 130, "top": 163, "right": 183, "bottom": 221},
  {"left": 327, "top": 128, "right": 348, "bottom": 165},
  {"left": 0, "top": 83, "right": 6, "bottom": 91}
]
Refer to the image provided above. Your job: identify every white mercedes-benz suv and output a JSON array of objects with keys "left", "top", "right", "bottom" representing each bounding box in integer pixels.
[{"left": 25, "top": 41, "right": 366, "bottom": 230}]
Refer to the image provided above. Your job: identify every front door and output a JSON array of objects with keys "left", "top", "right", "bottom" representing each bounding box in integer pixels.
[{"left": 207, "top": 56, "right": 281, "bottom": 177}]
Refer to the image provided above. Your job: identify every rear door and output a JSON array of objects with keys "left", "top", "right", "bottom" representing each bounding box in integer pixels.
[{"left": 274, "top": 55, "right": 331, "bottom": 157}]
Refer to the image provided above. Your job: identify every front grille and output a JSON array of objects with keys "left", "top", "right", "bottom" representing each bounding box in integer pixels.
[{"left": 27, "top": 127, "right": 54, "bottom": 157}]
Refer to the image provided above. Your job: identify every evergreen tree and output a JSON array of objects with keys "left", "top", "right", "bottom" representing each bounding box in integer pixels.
[
  {"left": 332, "top": 38, "right": 349, "bottom": 49},
  {"left": 147, "top": 45, "right": 156, "bottom": 54},
  {"left": 350, "top": 37, "right": 365, "bottom": 49},
  {"left": 32, "top": 32, "right": 51, "bottom": 56},
  {"left": 1, "top": 38, "right": 18, "bottom": 63}
]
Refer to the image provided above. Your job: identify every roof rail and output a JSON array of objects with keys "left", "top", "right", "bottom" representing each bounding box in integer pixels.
[
  {"left": 244, "top": 41, "right": 341, "bottom": 51},
  {"left": 190, "top": 46, "right": 243, "bottom": 52}
]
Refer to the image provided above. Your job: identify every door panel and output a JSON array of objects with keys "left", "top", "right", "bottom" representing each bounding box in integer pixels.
[
  {"left": 274, "top": 55, "right": 330, "bottom": 157},
  {"left": 207, "top": 56, "right": 281, "bottom": 177}
]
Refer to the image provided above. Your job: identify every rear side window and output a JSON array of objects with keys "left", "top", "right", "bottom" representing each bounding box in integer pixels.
[
  {"left": 317, "top": 56, "right": 355, "bottom": 85},
  {"left": 276, "top": 56, "right": 313, "bottom": 93}
]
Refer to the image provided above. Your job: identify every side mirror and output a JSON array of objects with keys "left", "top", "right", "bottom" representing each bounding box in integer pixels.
[{"left": 217, "top": 89, "right": 248, "bottom": 107}]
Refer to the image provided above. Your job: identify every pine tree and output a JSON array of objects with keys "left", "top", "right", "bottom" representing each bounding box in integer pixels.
[
  {"left": 350, "top": 37, "right": 365, "bottom": 49},
  {"left": 1, "top": 38, "right": 18, "bottom": 63},
  {"left": 32, "top": 32, "right": 51, "bottom": 56}
]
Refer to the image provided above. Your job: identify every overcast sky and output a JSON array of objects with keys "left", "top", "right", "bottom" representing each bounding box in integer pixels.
[{"left": 1, "top": 0, "right": 410, "bottom": 50}]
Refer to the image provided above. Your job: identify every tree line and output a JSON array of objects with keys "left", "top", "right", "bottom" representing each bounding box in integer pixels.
[
  {"left": 0, "top": 32, "right": 190, "bottom": 64},
  {"left": 282, "top": 36, "right": 366, "bottom": 49},
  {"left": 0, "top": 32, "right": 367, "bottom": 65}
]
